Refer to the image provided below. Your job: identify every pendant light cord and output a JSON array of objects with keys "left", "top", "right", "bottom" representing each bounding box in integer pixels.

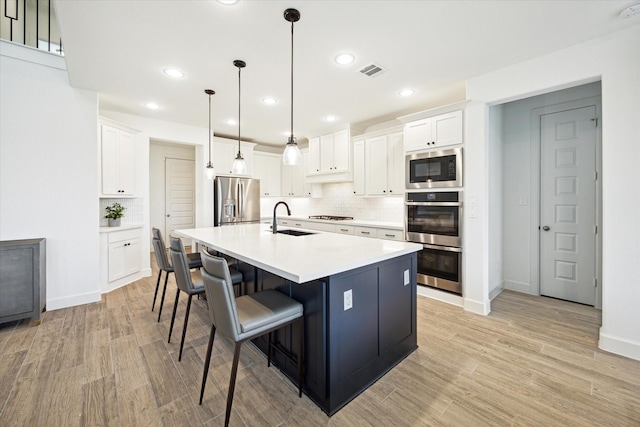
[
  {"left": 290, "top": 19, "right": 294, "bottom": 140},
  {"left": 238, "top": 66, "right": 242, "bottom": 154},
  {"left": 208, "top": 94, "right": 212, "bottom": 162}
]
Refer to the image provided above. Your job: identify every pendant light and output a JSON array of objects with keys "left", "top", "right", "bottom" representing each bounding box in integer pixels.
[
  {"left": 231, "top": 60, "right": 247, "bottom": 175},
  {"left": 282, "top": 8, "right": 302, "bottom": 166},
  {"left": 204, "top": 89, "right": 216, "bottom": 180}
]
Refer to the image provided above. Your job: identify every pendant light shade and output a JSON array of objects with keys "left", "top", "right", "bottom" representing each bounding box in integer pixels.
[
  {"left": 282, "top": 8, "right": 302, "bottom": 166},
  {"left": 204, "top": 89, "right": 216, "bottom": 180},
  {"left": 231, "top": 60, "right": 247, "bottom": 175}
]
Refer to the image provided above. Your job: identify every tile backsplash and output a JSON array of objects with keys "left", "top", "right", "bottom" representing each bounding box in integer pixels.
[
  {"left": 260, "top": 182, "right": 404, "bottom": 223},
  {"left": 99, "top": 198, "right": 144, "bottom": 226}
]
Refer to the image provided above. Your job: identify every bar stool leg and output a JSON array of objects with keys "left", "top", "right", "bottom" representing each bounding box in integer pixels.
[
  {"left": 152, "top": 270, "right": 162, "bottom": 311},
  {"left": 167, "top": 289, "right": 180, "bottom": 343},
  {"left": 157, "top": 272, "right": 170, "bottom": 322},
  {"left": 267, "top": 331, "right": 272, "bottom": 367},
  {"left": 199, "top": 324, "right": 216, "bottom": 405},
  {"left": 225, "top": 343, "right": 243, "bottom": 427},
  {"left": 178, "top": 294, "right": 193, "bottom": 361}
]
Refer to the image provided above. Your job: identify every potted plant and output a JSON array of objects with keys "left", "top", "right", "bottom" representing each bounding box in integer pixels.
[{"left": 105, "top": 202, "right": 125, "bottom": 227}]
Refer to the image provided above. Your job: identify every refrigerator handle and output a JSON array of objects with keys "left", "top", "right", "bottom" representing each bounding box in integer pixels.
[
  {"left": 238, "top": 180, "right": 244, "bottom": 220},
  {"left": 215, "top": 178, "right": 222, "bottom": 226}
]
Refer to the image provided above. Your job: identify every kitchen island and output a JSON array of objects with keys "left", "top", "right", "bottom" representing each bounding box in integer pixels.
[{"left": 177, "top": 224, "right": 422, "bottom": 415}]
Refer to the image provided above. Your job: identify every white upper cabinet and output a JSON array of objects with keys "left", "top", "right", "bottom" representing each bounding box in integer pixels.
[
  {"left": 352, "top": 139, "right": 365, "bottom": 196},
  {"left": 282, "top": 162, "right": 305, "bottom": 197},
  {"left": 213, "top": 139, "right": 254, "bottom": 176},
  {"left": 253, "top": 152, "right": 281, "bottom": 197},
  {"left": 101, "top": 123, "right": 137, "bottom": 196},
  {"left": 404, "top": 110, "right": 463, "bottom": 152},
  {"left": 306, "top": 127, "right": 359, "bottom": 183},
  {"left": 353, "top": 127, "right": 403, "bottom": 197}
]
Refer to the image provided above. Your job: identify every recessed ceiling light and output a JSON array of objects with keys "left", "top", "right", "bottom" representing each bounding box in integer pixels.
[
  {"left": 335, "top": 53, "right": 355, "bottom": 65},
  {"left": 325, "top": 115, "right": 337, "bottom": 122},
  {"left": 217, "top": 0, "right": 239, "bottom": 5},
  {"left": 262, "top": 97, "right": 278, "bottom": 105},
  {"left": 163, "top": 68, "right": 184, "bottom": 78},
  {"left": 145, "top": 102, "right": 161, "bottom": 110},
  {"left": 618, "top": 2, "right": 640, "bottom": 19},
  {"left": 226, "top": 119, "right": 237, "bottom": 126},
  {"left": 399, "top": 89, "right": 415, "bottom": 97}
]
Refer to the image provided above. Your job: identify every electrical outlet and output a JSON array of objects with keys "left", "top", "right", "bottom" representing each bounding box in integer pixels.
[
  {"left": 404, "top": 269, "right": 410, "bottom": 286},
  {"left": 344, "top": 289, "right": 353, "bottom": 311}
]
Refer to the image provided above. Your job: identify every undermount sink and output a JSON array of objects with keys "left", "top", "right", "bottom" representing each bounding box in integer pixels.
[{"left": 276, "top": 229, "right": 316, "bottom": 236}]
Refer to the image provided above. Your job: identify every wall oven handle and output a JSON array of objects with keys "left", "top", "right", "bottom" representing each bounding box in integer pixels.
[
  {"left": 422, "top": 244, "right": 463, "bottom": 252},
  {"left": 405, "top": 201, "right": 462, "bottom": 207}
]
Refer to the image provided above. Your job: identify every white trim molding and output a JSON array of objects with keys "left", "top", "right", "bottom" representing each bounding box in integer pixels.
[{"left": 599, "top": 330, "right": 640, "bottom": 361}]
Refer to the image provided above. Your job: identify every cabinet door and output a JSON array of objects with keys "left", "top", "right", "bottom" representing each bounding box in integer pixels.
[
  {"left": 365, "top": 136, "right": 388, "bottom": 195},
  {"left": 123, "top": 239, "right": 141, "bottom": 276},
  {"left": 387, "top": 132, "right": 404, "bottom": 195},
  {"left": 101, "top": 126, "right": 120, "bottom": 195},
  {"left": 281, "top": 165, "right": 294, "bottom": 196},
  {"left": 352, "top": 139, "right": 365, "bottom": 196},
  {"left": 265, "top": 156, "right": 282, "bottom": 197},
  {"left": 308, "top": 137, "right": 321, "bottom": 175},
  {"left": 118, "top": 131, "right": 136, "bottom": 195},
  {"left": 302, "top": 151, "right": 312, "bottom": 196},
  {"left": 213, "top": 141, "right": 234, "bottom": 175},
  {"left": 108, "top": 241, "right": 127, "bottom": 282},
  {"left": 253, "top": 155, "right": 269, "bottom": 196},
  {"left": 332, "top": 129, "right": 350, "bottom": 172},
  {"left": 404, "top": 118, "right": 432, "bottom": 152},
  {"left": 320, "top": 134, "right": 334, "bottom": 173},
  {"left": 432, "top": 110, "right": 463, "bottom": 148},
  {"left": 291, "top": 162, "right": 305, "bottom": 196}
]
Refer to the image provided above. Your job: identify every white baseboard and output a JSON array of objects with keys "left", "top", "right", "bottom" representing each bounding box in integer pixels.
[
  {"left": 504, "top": 279, "right": 535, "bottom": 295},
  {"left": 463, "top": 297, "right": 491, "bottom": 315},
  {"left": 46, "top": 291, "right": 101, "bottom": 311},
  {"left": 599, "top": 330, "right": 640, "bottom": 361},
  {"left": 417, "top": 286, "right": 463, "bottom": 307},
  {"left": 489, "top": 283, "right": 504, "bottom": 300},
  {"left": 140, "top": 267, "right": 152, "bottom": 277}
]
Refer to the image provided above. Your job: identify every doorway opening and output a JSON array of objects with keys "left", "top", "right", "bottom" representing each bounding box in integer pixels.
[{"left": 492, "top": 81, "right": 602, "bottom": 308}]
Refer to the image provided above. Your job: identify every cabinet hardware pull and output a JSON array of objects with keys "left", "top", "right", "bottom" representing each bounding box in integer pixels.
[
  {"left": 385, "top": 234, "right": 394, "bottom": 237},
  {"left": 361, "top": 231, "right": 370, "bottom": 234}
]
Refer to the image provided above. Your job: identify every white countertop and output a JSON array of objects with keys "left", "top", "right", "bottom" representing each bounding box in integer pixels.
[
  {"left": 275, "top": 215, "right": 403, "bottom": 230},
  {"left": 99, "top": 224, "right": 143, "bottom": 233},
  {"left": 177, "top": 224, "right": 421, "bottom": 283}
]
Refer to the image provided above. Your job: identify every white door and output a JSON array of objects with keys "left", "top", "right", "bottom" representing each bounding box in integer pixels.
[
  {"left": 165, "top": 158, "right": 195, "bottom": 244},
  {"left": 540, "top": 106, "right": 597, "bottom": 305}
]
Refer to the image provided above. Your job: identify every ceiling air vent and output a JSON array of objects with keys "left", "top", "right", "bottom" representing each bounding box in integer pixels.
[{"left": 359, "top": 63, "right": 385, "bottom": 78}]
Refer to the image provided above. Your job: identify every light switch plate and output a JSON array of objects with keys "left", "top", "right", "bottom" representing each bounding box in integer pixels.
[
  {"left": 344, "top": 289, "right": 353, "bottom": 311},
  {"left": 404, "top": 269, "right": 410, "bottom": 286}
]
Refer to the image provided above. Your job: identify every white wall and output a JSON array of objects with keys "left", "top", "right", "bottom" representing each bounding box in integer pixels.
[
  {"left": 488, "top": 104, "right": 503, "bottom": 300},
  {"left": 467, "top": 26, "right": 640, "bottom": 360},
  {"left": 0, "top": 41, "right": 100, "bottom": 309},
  {"left": 500, "top": 83, "right": 601, "bottom": 298}
]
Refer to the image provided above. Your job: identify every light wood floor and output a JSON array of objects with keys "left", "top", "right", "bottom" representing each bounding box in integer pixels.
[{"left": 1, "top": 261, "right": 639, "bottom": 426}]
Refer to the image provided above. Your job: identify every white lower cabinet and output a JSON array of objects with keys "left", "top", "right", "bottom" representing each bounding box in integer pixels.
[
  {"left": 100, "top": 227, "right": 143, "bottom": 292},
  {"left": 376, "top": 228, "right": 403, "bottom": 241},
  {"left": 278, "top": 220, "right": 401, "bottom": 241}
]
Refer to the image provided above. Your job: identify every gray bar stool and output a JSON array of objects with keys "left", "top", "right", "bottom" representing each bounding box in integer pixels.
[
  {"left": 151, "top": 228, "right": 202, "bottom": 322},
  {"left": 199, "top": 251, "right": 304, "bottom": 427},
  {"left": 168, "top": 236, "right": 243, "bottom": 361}
]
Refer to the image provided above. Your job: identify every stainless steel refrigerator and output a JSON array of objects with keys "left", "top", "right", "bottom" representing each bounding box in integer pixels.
[{"left": 214, "top": 176, "right": 261, "bottom": 226}]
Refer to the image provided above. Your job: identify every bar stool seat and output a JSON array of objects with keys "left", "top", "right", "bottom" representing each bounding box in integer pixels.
[{"left": 199, "top": 252, "right": 304, "bottom": 427}]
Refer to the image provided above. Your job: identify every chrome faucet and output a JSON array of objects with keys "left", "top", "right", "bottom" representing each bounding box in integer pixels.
[{"left": 272, "top": 201, "right": 291, "bottom": 234}]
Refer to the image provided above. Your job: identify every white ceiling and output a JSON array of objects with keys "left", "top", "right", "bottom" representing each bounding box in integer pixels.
[{"left": 54, "top": 0, "right": 639, "bottom": 146}]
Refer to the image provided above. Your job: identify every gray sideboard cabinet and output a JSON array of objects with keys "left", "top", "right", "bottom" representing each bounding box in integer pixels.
[{"left": 0, "top": 238, "right": 46, "bottom": 324}]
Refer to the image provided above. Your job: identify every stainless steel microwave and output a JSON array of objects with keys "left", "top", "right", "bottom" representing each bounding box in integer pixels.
[{"left": 405, "top": 147, "right": 462, "bottom": 189}]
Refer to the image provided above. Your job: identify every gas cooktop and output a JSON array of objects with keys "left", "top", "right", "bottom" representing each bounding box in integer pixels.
[{"left": 308, "top": 215, "right": 354, "bottom": 221}]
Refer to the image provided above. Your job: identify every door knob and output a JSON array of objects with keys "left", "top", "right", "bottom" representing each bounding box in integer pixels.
[{"left": 542, "top": 225, "right": 550, "bottom": 231}]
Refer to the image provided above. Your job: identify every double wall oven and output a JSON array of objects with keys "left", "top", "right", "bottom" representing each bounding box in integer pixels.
[{"left": 405, "top": 166, "right": 463, "bottom": 295}]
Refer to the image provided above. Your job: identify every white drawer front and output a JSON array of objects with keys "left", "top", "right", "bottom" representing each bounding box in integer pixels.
[
  {"left": 107, "top": 228, "right": 141, "bottom": 243},
  {"left": 335, "top": 225, "right": 354, "bottom": 235},
  {"left": 291, "top": 220, "right": 307, "bottom": 228},
  {"left": 376, "top": 228, "right": 403, "bottom": 241},
  {"left": 354, "top": 226, "right": 376, "bottom": 238},
  {"left": 306, "top": 222, "right": 336, "bottom": 233}
]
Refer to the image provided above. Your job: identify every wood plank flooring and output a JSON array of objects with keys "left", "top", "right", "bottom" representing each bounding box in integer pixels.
[{"left": 1, "top": 258, "right": 639, "bottom": 426}]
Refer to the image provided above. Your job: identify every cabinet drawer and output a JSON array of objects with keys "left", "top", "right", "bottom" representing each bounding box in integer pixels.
[
  {"left": 107, "top": 228, "right": 141, "bottom": 243},
  {"left": 291, "top": 220, "right": 307, "bottom": 228},
  {"left": 306, "top": 222, "right": 336, "bottom": 233},
  {"left": 376, "top": 229, "right": 403, "bottom": 241},
  {"left": 335, "top": 225, "right": 354, "bottom": 235},
  {"left": 354, "top": 226, "right": 376, "bottom": 238}
]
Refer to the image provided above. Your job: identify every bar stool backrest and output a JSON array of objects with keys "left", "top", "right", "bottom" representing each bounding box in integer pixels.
[
  {"left": 201, "top": 252, "right": 242, "bottom": 342},
  {"left": 169, "top": 236, "right": 197, "bottom": 294},
  {"left": 152, "top": 228, "right": 172, "bottom": 271}
]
